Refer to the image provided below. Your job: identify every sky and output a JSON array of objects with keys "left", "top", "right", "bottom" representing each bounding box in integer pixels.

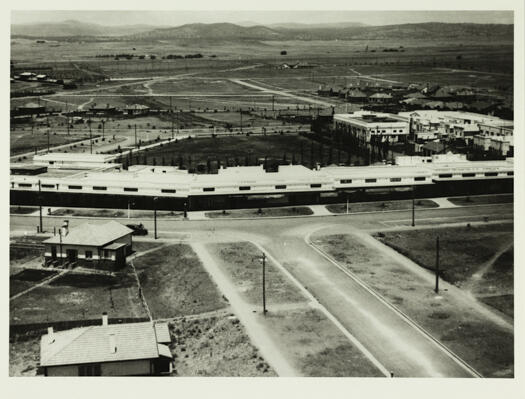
[{"left": 11, "top": 10, "right": 514, "bottom": 27}]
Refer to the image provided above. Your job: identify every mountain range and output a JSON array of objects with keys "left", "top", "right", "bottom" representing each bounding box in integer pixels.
[{"left": 11, "top": 20, "right": 513, "bottom": 42}]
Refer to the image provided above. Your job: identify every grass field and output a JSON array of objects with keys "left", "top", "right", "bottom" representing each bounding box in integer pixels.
[
  {"left": 326, "top": 199, "right": 438, "bottom": 214},
  {"left": 169, "top": 316, "right": 275, "bottom": 376},
  {"left": 129, "top": 134, "right": 355, "bottom": 172},
  {"left": 10, "top": 132, "right": 90, "bottom": 156},
  {"left": 133, "top": 244, "right": 227, "bottom": 319},
  {"left": 206, "top": 206, "right": 313, "bottom": 219},
  {"left": 10, "top": 269, "right": 57, "bottom": 297},
  {"left": 448, "top": 194, "right": 514, "bottom": 206},
  {"left": 10, "top": 271, "right": 146, "bottom": 325},
  {"left": 313, "top": 232, "right": 514, "bottom": 377}
]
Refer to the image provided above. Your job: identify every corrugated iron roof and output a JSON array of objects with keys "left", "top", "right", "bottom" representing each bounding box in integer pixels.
[
  {"left": 44, "top": 221, "right": 132, "bottom": 247},
  {"left": 40, "top": 322, "right": 167, "bottom": 367}
]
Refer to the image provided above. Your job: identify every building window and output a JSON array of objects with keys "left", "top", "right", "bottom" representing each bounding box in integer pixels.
[
  {"left": 68, "top": 185, "right": 82, "bottom": 190},
  {"left": 161, "top": 189, "right": 176, "bottom": 193},
  {"left": 85, "top": 251, "right": 93, "bottom": 260},
  {"left": 93, "top": 186, "right": 107, "bottom": 191},
  {"left": 275, "top": 185, "right": 287, "bottom": 189},
  {"left": 203, "top": 187, "right": 215, "bottom": 192},
  {"left": 340, "top": 179, "right": 352, "bottom": 184},
  {"left": 365, "top": 179, "right": 377, "bottom": 183},
  {"left": 104, "top": 250, "right": 109, "bottom": 259},
  {"left": 310, "top": 184, "right": 322, "bottom": 188},
  {"left": 79, "top": 364, "right": 101, "bottom": 376},
  {"left": 239, "top": 186, "right": 251, "bottom": 191},
  {"left": 390, "top": 178, "right": 402, "bottom": 182},
  {"left": 18, "top": 183, "right": 32, "bottom": 188},
  {"left": 42, "top": 184, "right": 55, "bottom": 188},
  {"left": 438, "top": 174, "right": 453, "bottom": 178},
  {"left": 124, "top": 187, "right": 138, "bottom": 192},
  {"left": 507, "top": 171, "right": 514, "bottom": 176},
  {"left": 484, "top": 172, "right": 498, "bottom": 177},
  {"left": 462, "top": 173, "right": 476, "bottom": 178}
]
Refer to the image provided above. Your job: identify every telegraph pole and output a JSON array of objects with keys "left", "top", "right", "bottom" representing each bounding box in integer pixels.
[
  {"left": 153, "top": 197, "right": 158, "bottom": 239},
  {"left": 411, "top": 184, "right": 416, "bottom": 227},
  {"left": 240, "top": 108, "right": 243, "bottom": 133},
  {"left": 262, "top": 252, "right": 267, "bottom": 315},
  {"left": 88, "top": 119, "right": 92, "bottom": 154},
  {"left": 47, "top": 129, "right": 50, "bottom": 153},
  {"left": 101, "top": 120, "right": 105, "bottom": 140},
  {"left": 134, "top": 124, "right": 137, "bottom": 148},
  {"left": 435, "top": 236, "right": 440, "bottom": 293},
  {"left": 38, "top": 180, "right": 43, "bottom": 233}
]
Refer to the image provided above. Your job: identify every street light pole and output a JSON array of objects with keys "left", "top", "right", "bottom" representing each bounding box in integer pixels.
[
  {"left": 38, "top": 179, "right": 43, "bottom": 233},
  {"left": 153, "top": 197, "right": 158, "bottom": 239},
  {"left": 262, "top": 252, "right": 267, "bottom": 315},
  {"left": 134, "top": 124, "right": 137, "bottom": 149},
  {"left": 411, "top": 184, "right": 415, "bottom": 227}
]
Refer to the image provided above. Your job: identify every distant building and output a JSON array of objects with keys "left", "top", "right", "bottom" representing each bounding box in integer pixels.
[
  {"left": 19, "top": 72, "right": 35, "bottom": 81},
  {"left": 421, "top": 141, "right": 447, "bottom": 156},
  {"left": 345, "top": 89, "right": 368, "bottom": 103},
  {"left": 42, "top": 221, "right": 133, "bottom": 269},
  {"left": 125, "top": 104, "right": 150, "bottom": 116},
  {"left": 33, "top": 153, "right": 116, "bottom": 169},
  {"left": 368, "top": 92, "right": 394, "bottom": 104},
  {"left": 334, "top": 111, "right": 409, "bottom": 143},
  {"left": 89, "top": 104, "right": 119, "bottom": 117},
  {"left": 39, "top": 315, "right": 172, "bottom": 376},
  {"left": 15, "top": 102, "right": 47, "bottom": 116}
]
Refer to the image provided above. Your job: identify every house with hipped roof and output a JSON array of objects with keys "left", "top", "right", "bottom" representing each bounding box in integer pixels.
[
  {"left": 39, "top": 313, "right": 173, "bottom": 376},
  {"left": 43, "top": 221, "right": 133, "bottom": 270}
]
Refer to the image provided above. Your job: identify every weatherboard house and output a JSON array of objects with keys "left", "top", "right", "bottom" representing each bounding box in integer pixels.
[
  {"left": 43, "top": 221, "right": 133, "bottom": 270},
  {"left": 39, "top": 314, "right": 173, "bottom": 376}
]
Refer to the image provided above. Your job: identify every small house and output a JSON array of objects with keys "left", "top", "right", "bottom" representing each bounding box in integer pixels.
[
  {"left": 39, "top": 314, "right": 173, "bottom": 376},
  {"left": 43, "top": 221, "right": 133, "bottom": 270},
  {"left": 125, "top": 104, "right": 150, "bottom": 116}
]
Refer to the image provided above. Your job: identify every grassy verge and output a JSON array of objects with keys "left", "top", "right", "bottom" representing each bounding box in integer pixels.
[
  {"left": 259, "top": 308, "right": 384, "bottom": 377},
  {"left": 133, "top": 244, "right": 227, "bottom": 319},
  {"left": 168, "top": 316, "right": 275, "bottom": 376},
  {"left": 10, "top": 271, "right": 146, "bottom": 325},
  {"left": 448, "top": 194, "right": 513, "bottom": 206},
  {"left": 10, "top": 134, "right": 90, "bottom": 156},
  {"left": 10, "top": 206, "right": 37, "bottom": 215},
  {"left": 49, "top": 208, "right": 182, "bottom": 218},
  {"left": 206, "top": 206, "right": 313, "bottom": 219},
  {"left": 313, "top": 232, "right": 514, "bottom": 377},
  {"left": 10, "top": 269, "right": 58, "bottom": 297},
  {"left": 326, "top": 199, "right": 438, "bottom": 214},
  {"left": 207, "top": 242, "right": 306, "bottom": 305}
]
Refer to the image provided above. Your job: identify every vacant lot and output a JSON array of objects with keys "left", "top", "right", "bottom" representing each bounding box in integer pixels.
[
  {"left": 10, "top": 269, "right": 57, "bottom": 297},
  {"left": 206, "top": 206, "right": 313, "bottom": 219},
  {"left": 448, "top": 194, "right": 514, "bottom": 206},
  {"left": 169, "top": 316, "right": 275, "bottom": 376},
  {"left": 313, "top": 231, "right": 514, "bottom": 377},
  {"left": 10, "top": 271, "right": 146, "bottom": 325},
  {"left": 133, "top": 244, "right": 227, "bottom": 319},
  {"left": 326, "top": 199, "right": 438, "bottom": 214}
]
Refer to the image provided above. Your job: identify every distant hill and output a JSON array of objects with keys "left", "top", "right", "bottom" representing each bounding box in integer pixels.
[
  {"left": 10, "top": 20, "right": 513, "bottom": 43},
  {"left": 11, "top": 20, "right": 168, "bottom": 37},
  {"left": 126, "top": 22, "right": 283, "bottom": 41}
]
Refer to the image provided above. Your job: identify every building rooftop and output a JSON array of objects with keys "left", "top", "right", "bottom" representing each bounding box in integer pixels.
[
  {"left": 40, "top": 321, "right": 171, "bottom": 367},
  {"left": 44, "top": 221, "right": 133, "bottom": 246}
]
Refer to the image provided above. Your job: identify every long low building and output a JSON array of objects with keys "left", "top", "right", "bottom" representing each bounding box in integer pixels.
[{"left": 10, "top": 153, "right": 514, "bottom": 211}]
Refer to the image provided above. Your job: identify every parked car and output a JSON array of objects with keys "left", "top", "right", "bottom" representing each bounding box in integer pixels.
[{"left": 126, "top": 223, "right": 148, "bottom": 236}]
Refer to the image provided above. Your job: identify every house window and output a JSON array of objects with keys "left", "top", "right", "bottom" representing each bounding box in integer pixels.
[
  {"left": 340, "top": 179, "right": 352, "bottom": 184},
  {"left": 42, "top": 184, "right": 55, "bottom": 188},
  {"left": 310, "top": 184, "right": 322, "bottom": 188},
  {"left": 18, "top": 183, "right": 32, "bottom": 188},
  {"left": 68, "top": 185, "right": 82, "bottom": 190},
  {"left": 104, "top": 250, "right": 109, "bottom": 259},
  {"left": 239, "top": 186, "right": 251, "bottom": 191},
  {"left": 365, "top": 178, "right": 377, "bottom": 183},
  {"left": 161, "top": 189, "right": 176, "bottom": 193},
  {"left": 485, "top": 172, "right": 498, "bottom": 177},
  {"left": 124, "top": 187, "right": 138, "bottom": 192},
  {"left": 79, "top": 364, "right": 101, "bottom": 376},
  {"left": 438, "top": 174, "right": 453, "bottom": 178},
  {"left": 203, "top": 187, "right": 215, "bottom": 192},
  {"left": 93, "top": 186, "right": 107, "bottom": 191},
  {"left": 390, "top": 178, "right": 402, "bottom": 182},
  {"left": 85, "top": 251, "right": 93, "bottom": 260},
  {"left": 462, "top": 173, "right": 476, "bottom": 178},
  {"left": 275, "top": 185, "right": 287, "bottom": 189}
]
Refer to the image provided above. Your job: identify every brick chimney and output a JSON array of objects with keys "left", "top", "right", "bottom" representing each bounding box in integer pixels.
[{"left": 47, "top": 327, "right": 55, "bottom": 343}]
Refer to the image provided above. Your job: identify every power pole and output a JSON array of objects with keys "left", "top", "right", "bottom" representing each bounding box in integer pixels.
[
  {"left": 47, "top": 129, "right": 50, "bottom": 153},
  {"left": 153, "top": 197, "right": 158, "bottom": 239},
  {"left": 88, "top": 119, "right": 92, "bottom": 154},
  {"left": 240, "top": 108, "right": 243, "bottom": 133},
  {"left": 412, "top": 184, "right": 416, "bottom": 227},
  {"left": 101, "top": 120, "right": 105, "bottom": 140},
  {"left": 134, "top": 124, "right": 137, "bottom": 148},
  {"left": 262, "top": 252, "right": 267, "bottom": 315},
  {"left": 38, "top": 180, "right": 43, "bottom": 233},
  {"left": 435, "top": 236, "right": 440, "bottom": 293}
]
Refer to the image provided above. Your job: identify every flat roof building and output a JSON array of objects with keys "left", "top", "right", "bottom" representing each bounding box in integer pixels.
[{"left": 334, "top": 111, "right": 409, "bottom": 143}]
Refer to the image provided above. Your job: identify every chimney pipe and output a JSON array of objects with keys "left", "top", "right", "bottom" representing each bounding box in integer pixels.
[
  {"left": 102, "top": 312, "right": 108, "bottom": 326},
  {"left": 48, "top": 327, "right": 55, "bottom": 343}
]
